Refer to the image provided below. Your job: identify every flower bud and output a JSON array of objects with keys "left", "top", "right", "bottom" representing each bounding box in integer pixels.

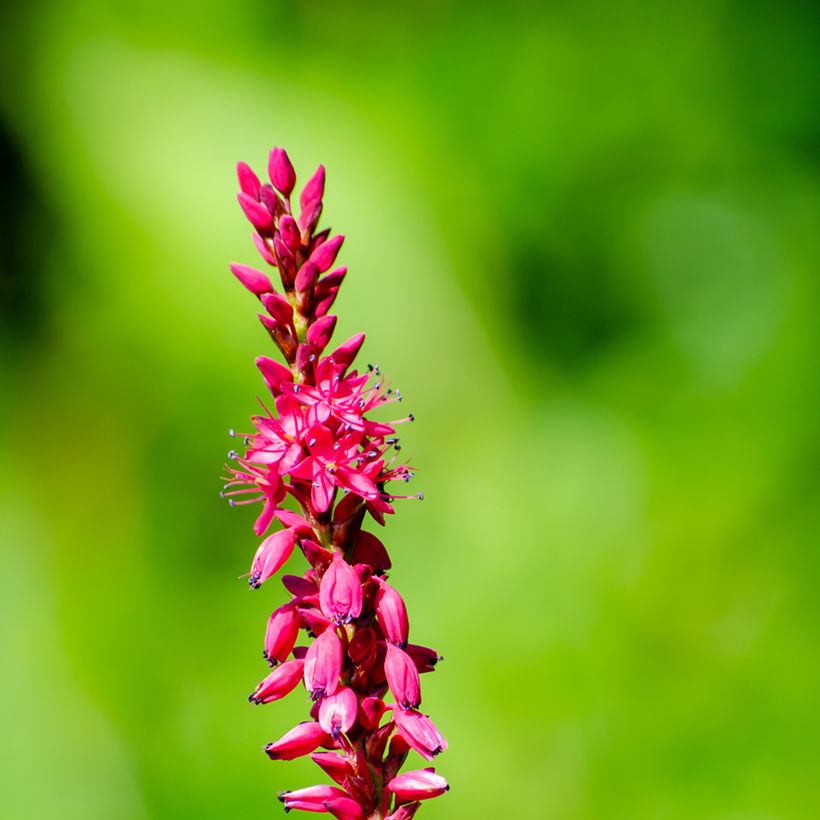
[
  {"left": 386, "top": 805, "right": 421, "bottom": 820},
  {"left": 256, "top": 356, "right": 293, "bottom": 397},
  {"left": 264, "top": 721, "right": 328, "bottom": 760},
  {"left": 252, "top": 233, "right": 277, "bottom": 266},
  {"left": 375, "top": 580, "right": 409, "bottom": 647},
  {"left": 303, "top": 627, "right": 343, "bottom": 699},
  {"left": 249, "top": 529, "right": 297, "bottom": 588},
  {"left": 325, "top": 797, "right": 365, "bottom": 820},
  {"left": 387, "top": 769, "right": 449, "bottom": 802},
  {"left": 237, "top": 192, "right": 273, "bottom": 230},
  {"left": 318, "top": 686, "right": 358, "bottom": 738},
  {"left": 384, "top": 643, "right": 421, "bottom": 709},
  {"left": 261, "top": 291, "right": 294, "bottom": 326},
  {"left": 347, "top": 627, "right": 376, "bottom": 666},
  {"left": 230, "top": 263, "right": 272, "bottom": 296},
  {"left": 310, "top": 752, "right": 353, "bottom": 786},
  {"left": 249, "top": 658, "right": 304, "bottom": 704},
  {"left": 298, "top": 606, "right": 332, "bottom": 637},
  {"left": 282, "top": 573, "right": 318, "bottom": 599},
  {"left": 392, "top": 709, "right": 447, "bottom": 761},
  {"left": 350, "top": 530, "right": 391, "bottom": 572},
  {"left": 320, "top": 555, "right": 363, "bottom": 624},
  {"left": 309, "top": 234, "right": 344, "bottom": 273},
  {"left": 300, "top": 164, "right": 325, "bottom": 211},
  {"left": 327, "top": 332, "right": 365, "bottom": 372},
  {"left": 306, "top": 314, "right": 338, "bottom": 352},
  {"left": 268, "top": 147, "right": 296, "bottom": 196},
  {"left": 264, "top": 603, "right": 300, "bottom": 664},
  {"left": 298, "top": 200, "right": 323, "bottom": 236},
  {"left": 293, "top": 265, "right": 317, "bottom": 299},
  {"left": 358, "top": 696, "right": 386, "bottom": 731},
  {"left": 405, "top": 644, "right": 442, "bottom": 674},
  {"left": 279, "top": 214, "right": 301, "bottom": 252},
  {"left": 279, "top": 784, "right": 347, "bottom": 812},
  {"left": 236, "top": 161, "right": 261, "bottom": 198}
]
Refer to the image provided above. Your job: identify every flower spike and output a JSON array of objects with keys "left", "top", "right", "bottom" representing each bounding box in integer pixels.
[{"left": 223, "top": 149, "right": 448, "bottom": 817}]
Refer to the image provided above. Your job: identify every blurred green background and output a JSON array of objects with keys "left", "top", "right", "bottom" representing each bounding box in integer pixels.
[{"left": 1, "top": 1, "right": 818, "bottom": 818}]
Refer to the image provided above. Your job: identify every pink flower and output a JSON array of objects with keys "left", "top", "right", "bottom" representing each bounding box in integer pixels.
[{"left": 223, "top": 148, "right": 447, "bottom": 817}]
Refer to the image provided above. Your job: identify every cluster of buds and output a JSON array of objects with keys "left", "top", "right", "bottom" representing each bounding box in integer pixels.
[{"left": 222, "top": 147, "right": 449, "bottom": 819}]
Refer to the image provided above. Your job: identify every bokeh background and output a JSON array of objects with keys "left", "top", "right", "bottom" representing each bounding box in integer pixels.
[{"left": 1, "top": 2, "right": 818, "bottom": 818}]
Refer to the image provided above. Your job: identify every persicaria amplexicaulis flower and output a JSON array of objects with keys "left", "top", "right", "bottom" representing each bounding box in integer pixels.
[{"left": 222, "top": 147, "right": 448, "bottom": 818}]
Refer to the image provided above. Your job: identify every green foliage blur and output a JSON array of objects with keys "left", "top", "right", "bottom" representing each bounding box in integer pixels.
[{"left": 1, "top": 1, "right": 818, "bottom": 818}]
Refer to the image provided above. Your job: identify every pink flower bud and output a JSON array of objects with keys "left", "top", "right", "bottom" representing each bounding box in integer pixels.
[
  {"left": 279, "top": 784, "right": 348, "bottom": 811},
  {"left": 300, "top": 164, "right": 325, "bottom": 211},
  {"left": 310, "top": 752, "right": 353, "bottom": 786},
  {"left": 264, "top": 603, "right": 300, "bottom": 664},
  {"left": 327, "top": 332, "right": 365, "bottom": 371},
  {"left": 318, "top": 685, "right": 358, "bottom": 738},
  {"left": 279, "top": 214, "right": 301, "bottom": 252},
  {"left": 274, "top": 509, "right": 312, "bottom": 533},
  {"left": 236, "top": 161, "right": 261, "bottom": 198},
  {"left": 325, "top": 797, "right": 365, "bottom": 820},
  {"left": 249, "top": 529, "right": 297, "bottom": 588},
  {"left": 252, "top": 233, "right": 277, "bottom": 266},
  {"left": 249, "top": 658, "right": 304, "bottom": 704},
  {"left": 268, "top": 147, "right": 296, "bottom": 196},
  {"left": 237, "top": 192, "right": 273, "bottom": 230},
  {"left": 405, "top": 644, "right": 442, "bottom": 674},
  {"left": 306, "top": 314, "right": 337, "bottom": 352},
  {"left": 358, "top": 696, "right": 386, "bottom": 731},
  {"left": 298, "top": 200, "right": 323, "bottom": 236},
  {"left": 386, "top": 804, "right": 421, "bottom": 820},
  {"left": 320, "top": 555, "right": 363, "bottom": 624},
  {"left": 295, "top": 261, "right": 319, "bottom": 292},
  {"left": 303, "top": 627, "right": 343, "bottom": 699},
  {"left": 229, "top": 262, "right": 273, "bottom": 296},
  {"left": 347, "top": 627, "right": 376, "bottom": 665},
  {"left": 259, "top": 184, "right": 281, "bottom": 214},
  {"left": 256, "top": 356, "right": 293, "bottom": 396},
  {"left": 392, "top": 709, "right": 447, "bottom": 761},
  {"left": 299, "top": 605, "right": 333, "bottom": 637},
  {"left": 387, "top": 768, "right": 449, "bottom": 802},
  {"left": 264, "top": 721, "right": 328, "bottom": 760},
  {"left": 282, "top": 574, "right": 318, "bottom": 599},
  {"left": 375, "top": 580, "right": 409, "bottom": 647},
  {"left": 350, "top": 530, "right": 391, "bottom": 572},
  {"left": 261, "top": 291, "right": 294, "bottom": 326},
  {"left": 309, "top": 234, "right": 344, "bottom": 273},
  {"left": 384, "top": 644, "right": 421, "bottom": 709}
]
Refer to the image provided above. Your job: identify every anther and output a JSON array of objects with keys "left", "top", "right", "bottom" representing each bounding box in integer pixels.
[
  {"left": 229, "top": 428, "right": 236, "bottom": 437},
  {"left": 417, "top": 492, "right": 424, "bottom": 501},
  {"left": 228, "top": 450, "right": 238, "bottom": 460},
  {"left": 409, "top": 413, "right": 415, "bottom": 422}
]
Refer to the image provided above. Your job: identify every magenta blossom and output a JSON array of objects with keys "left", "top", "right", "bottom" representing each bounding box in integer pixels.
[{"left": 222, "top": 147, "right": 448, "bottom": 818}]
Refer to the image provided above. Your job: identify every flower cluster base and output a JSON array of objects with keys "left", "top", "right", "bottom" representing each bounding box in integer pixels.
[{"left": 222, "top": 147, "right": 448, "bottom": 819}]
